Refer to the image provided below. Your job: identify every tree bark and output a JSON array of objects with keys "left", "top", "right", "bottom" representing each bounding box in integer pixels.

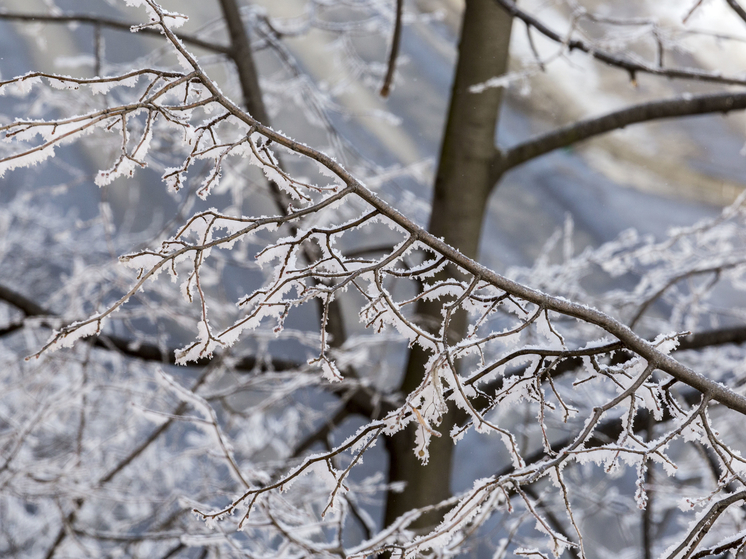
[
  {"left": 490, "top": 90, "right": 746, "bottom": 183},
  {"left": 217, "top": 0, "right": 271, "bottom": 125},
  {"left": 383, "top": 0, "right": 514, "bottom": 530}
]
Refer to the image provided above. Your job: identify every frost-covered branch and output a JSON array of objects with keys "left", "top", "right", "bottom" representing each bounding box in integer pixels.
[
  {"left": 493, "top": 0, "right": 746, "bottom": 86},
  {"left": 4, "top": 1, "right": 746, "bottom": 557}
]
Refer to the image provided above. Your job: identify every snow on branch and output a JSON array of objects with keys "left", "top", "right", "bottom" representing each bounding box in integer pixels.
[
  {"left": 3, "top": 1, "right": 746, "bottom": 557},
  {"left": 492, "top": 0, "right": 746, "bottom": 86}
]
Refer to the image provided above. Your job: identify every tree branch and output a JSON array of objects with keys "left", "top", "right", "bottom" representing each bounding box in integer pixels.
[
  {"left": 491, "top": 90, "right": 746, "bottom": 181},
  {"left": 679, "top": 325, "right": 746, "bottom": 350},
  {"left": 0, "top": 283, "right": 46, "bottom": 316},
  {"left": 40, "top": 367, "right": 215, "bottom": 558},
  {"left": 291, "top": 386, "right": 400, "bottom": 457},
  {"left": 296, "top": 324, "right": 746, "bottom": 459},
  {"left": 495, "top": 387, "right": 703, "bottom": 481},
  {"left": 0, "top": 11, "right": 230, "bottom": 56},
  {"left": 485, "top": 384, "right": 737, "bottom": 559},
  {"left": 379, "top": 0, "right": 404, "bottom": 98},
  {"left": 0, "top": 283, "right": 298, "bottom": 371},
  {"left": 0, "top": 281, "right": 396, "bottom": 437},
  {"left": 179, "top": 36, "right": 746, "bottom": 416},
  {"left": 215, "top": 0, "right": 271, "bottom": 125},
  {"left": 2, "top": 3, "right": 352, "bottom": 356},
  {"left": 215, "top": 0, "right": 351, "bottom": 350},
  {"left": 483, "top": 324, "right": 746, "bottom": 397},
  {"left": 492, "top": 0, "right": 746, "bottom": 86},
  {"left": 726, "top": 0, "right": 746, "bottom": 25}
]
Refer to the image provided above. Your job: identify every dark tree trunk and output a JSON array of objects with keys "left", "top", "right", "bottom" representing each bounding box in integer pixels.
[{"left": 383, "top": 0, "right": 514, "bottom": 530}]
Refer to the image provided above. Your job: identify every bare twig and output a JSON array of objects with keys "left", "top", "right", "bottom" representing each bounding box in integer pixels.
[
  {"left": 0, "top": 11, "right": 230, "bottom": 54},
  {"left": 683, "top": 0, "right": 706, "bottom": 24},
  {"left": 380, "top": 0, "right": 404, "bottom": 97}
]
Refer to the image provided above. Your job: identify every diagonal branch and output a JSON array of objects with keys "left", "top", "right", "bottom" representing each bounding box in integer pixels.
[
  {"left": 149, "top": 0, "right": 746, "bottom": 416},
  {"left": 492, "top": 0, "right": 746, "bottom": 87},
  {"left": 0, "top": 11, "right": 230, "bottom": 55},
  {"left": 490, "top": 90, "right": 746, "bottom": 183},
  {"left": 726, "top": 0, "right": 746, "bottom": 24}
]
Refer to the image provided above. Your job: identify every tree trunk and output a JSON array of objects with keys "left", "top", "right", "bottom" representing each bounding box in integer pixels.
[
  {"left": 217, "top": 0, "right": 271, "bottom": 126},
  {"left": 383, "top": 0, "right": 514, "bottom": 530}
]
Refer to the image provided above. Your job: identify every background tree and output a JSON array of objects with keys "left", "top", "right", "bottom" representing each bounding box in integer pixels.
[{"left": 2, "top": 1, "right": 746, "bottom": 558}]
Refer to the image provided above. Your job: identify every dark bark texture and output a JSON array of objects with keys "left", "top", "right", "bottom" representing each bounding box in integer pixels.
[{"left": 383, "top": 0, "right": 514, "bottom": 530}]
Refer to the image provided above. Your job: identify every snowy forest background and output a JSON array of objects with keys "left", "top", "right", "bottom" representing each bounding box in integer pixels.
[{"left": 2, "top": 0, "right": 746, "bottom": 558}]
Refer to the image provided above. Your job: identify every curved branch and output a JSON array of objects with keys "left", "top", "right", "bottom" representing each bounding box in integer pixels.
[
  {"left": 469, "top": 324, "right": 746, "bottom": 436},
  {"left": 491, "top": 90, "right": 746, "bottom": 181},
  {"left": 691, "top": 532, "right": 746, "bottom": 559},
  {"left": 492, "top": 0, "right": 746, "bottom": 86},
  {"left": 294, "top": 323, "right": 746, "bottom": 456},
  {"left": 0, "top": 11, "right": 230, "bottom": 55},
  {"left": 665, "top": 489, "right": 746, "bottom": 559}
]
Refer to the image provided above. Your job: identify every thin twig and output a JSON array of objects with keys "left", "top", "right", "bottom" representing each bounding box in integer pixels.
[
  {"left": 0, "top": 11, "right": 230, "bottom": 54},
  {"left": 380, "top": 0, "right": 404, "bottom": 97}
]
